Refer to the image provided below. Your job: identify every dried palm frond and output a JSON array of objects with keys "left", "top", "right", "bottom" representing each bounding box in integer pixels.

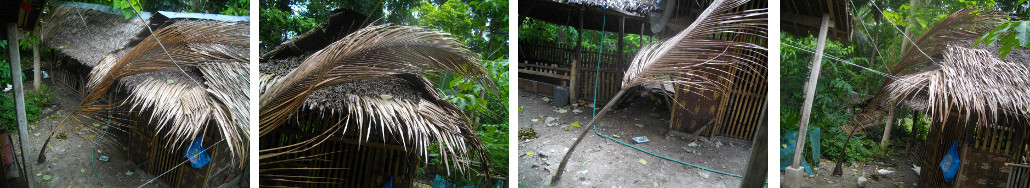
[
  {"left": 831, "top": 8, "right": 1007, "bottom": 176},
  {"left": 258, "top": 25, "right": 497, "bottom": 179},
  {"left": 888, "top": 46, "right": 1030, "bottom": 130},
  {"left": 57, "top": 20, "right": 250, "bottom": 165},
  {"left": 552, "top": 0, "right": 767, "bottom": 184},
  {"left": 849, "top": 8, "right": 1006, "bottom": 131}
]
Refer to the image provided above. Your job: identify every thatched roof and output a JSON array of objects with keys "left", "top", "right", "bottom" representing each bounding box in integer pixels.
[
  {"left": 259, "top": 9, "right": 496, "bottom": 181},
  {"left": 40, "top": 2, "right": 250, "bottom": 163},
  {"left": 888, "top": 45, "right": 1030, "bottom": 125}
]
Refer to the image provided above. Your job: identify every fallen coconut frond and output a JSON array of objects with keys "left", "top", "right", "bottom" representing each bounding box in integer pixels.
[{"left": 552, "top": 0, "right": 767, "bottom": 184}]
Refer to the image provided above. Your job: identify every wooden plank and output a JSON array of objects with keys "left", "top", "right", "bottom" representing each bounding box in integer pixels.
[
  {"left": 518, "top": 69, "right": 571, "bottom": 80},
  {"left": 518, "top": 63, "right": 572, "bottom": 72}
]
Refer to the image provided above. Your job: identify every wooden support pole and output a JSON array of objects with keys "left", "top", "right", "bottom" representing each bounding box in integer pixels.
[
  {"left": 784, "top": 14, "right": 829, "bottom": 188},
  {"left": 741, "top": 102, "right": 768, "bottom": 187},
  {"left": 32, "top": 40, "right": 40, "bottom": 90},
  {"left": 6, "top": 23, "right": 30, "bottom": 187},
  {"left": 793, "top": 13, "right": 829, "bottom": 168},
  {"left": 618, "top": 16, "right": 625, "bottom": 68},
  {"left": 569, "top": 6, "right": 584, "bottom": 104}
]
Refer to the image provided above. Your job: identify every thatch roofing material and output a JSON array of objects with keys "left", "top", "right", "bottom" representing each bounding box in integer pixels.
[
  {"left": 41, "top": 4, "right": 147, "bottom": 67},
  {"left": 41, "top": 3, "right": 250, "bottom": 163},
  {"left": 259, "top": 10, "right": 496, "bottom": 178},
  {"left": 888, "top": 46, "right": 1030, "bottom": 126}
]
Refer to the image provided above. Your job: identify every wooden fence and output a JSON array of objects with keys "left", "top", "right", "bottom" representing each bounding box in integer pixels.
[{"left": 518, "top": 38, "right": 630, "bottom": 102}]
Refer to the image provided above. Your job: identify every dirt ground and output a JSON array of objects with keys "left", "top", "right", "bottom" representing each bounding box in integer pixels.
[
  {"left": 789, "top": 150, "right": 921, "bottom": 188},
  {"left": 9, "top": 79, "right": 170, "bottom": 187},
  {"left": 517, "top": 91, "right": 756, "bottom": 187}
]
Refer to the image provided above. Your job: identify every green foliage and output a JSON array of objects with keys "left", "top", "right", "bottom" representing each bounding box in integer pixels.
[
  {"left": 518, "top": 17, "right": 652, "bottom": 55},
  {"left": 110, "top": 0, "right": 143, "bottom": 19},
  {"left": 219, "top": 0, "right": 249, "bottom": 16},
  {"left": 413, "top": 0, "right": 508, "bottom": 59},
  {"left": 976, "top": 20, "right": 1030, "bottom": 58},
  {"left": 780, "top": 32, "right": 876, "bottom": 132},
  {"left": 820, "top": 127, "right": 876, "bottom": 163},
  {"left": 0, "top": 84, "right": 53, "bottom": 132}
]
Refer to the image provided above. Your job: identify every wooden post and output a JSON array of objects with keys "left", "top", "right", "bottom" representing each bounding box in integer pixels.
[
  {"left": 784, "top": 14, "right": 829, "bottom": 188},
  {"left": 793, "top": 14, "right": 829, "bottom": 168},
  {"left": 742, "top": 102, "right": 768, "bottom": 187},
  {"left": 881, "top": 107, "right": 895, "bottom": 152},
  {"left": 618, "top": 16, "right": 625, "bottom": 69},
  {"left": 6, "top": 23, "right": 30, "bottom": 185},
  {"left": 32, "top": 40, "right": 40, "bottom": 90},
  {"left": 569, "top": 6, "right": 584, "bottom": 104}
]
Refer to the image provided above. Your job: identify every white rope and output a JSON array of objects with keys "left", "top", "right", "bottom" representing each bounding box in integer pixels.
[
  {"left": 865, "top": 0, "right": 939, "bottom": 64},
  {"left": 125, "top": 4, "right": 204, "bottom": 86},
  {"left": 137, "top": 139, "right": 225, "bottom": 188},
  {"left": 781, "top": 42, "right": 900, "bottom": 80}
]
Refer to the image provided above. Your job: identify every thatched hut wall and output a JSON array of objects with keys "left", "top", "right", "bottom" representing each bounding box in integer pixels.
[
  {"left": 890, "top": 45, "right": 1030, "bottom": 187},
  {"left": 259, "top": 108, "right": 419, "bottom": 187}
]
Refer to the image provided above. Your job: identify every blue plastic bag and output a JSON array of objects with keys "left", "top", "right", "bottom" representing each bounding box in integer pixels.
[
  {"left": 940, "top": 141, "right": 960, "bottom": 182},
  {"left": 184, "top": 135, "right": 211, "bottom": 168}
]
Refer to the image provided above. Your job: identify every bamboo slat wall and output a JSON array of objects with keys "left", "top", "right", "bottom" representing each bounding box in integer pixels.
[
  {"left": 669, "top": 0, "right": 768, "bottom": 141},
  {"left": 1006, "top": 164, "right": 1030, "bottom": 188},
  {"left": 920, "top": 114, "right": 1030, "bottom": 187},
  {"left": 126, "top": 108, "right": 235, "bottom": 188},
  {"left": 518, "top": 38, "right": 630, "bottom": 102},
  {"left": 259, "top": 109, "right": 417, "bottom": 188}
]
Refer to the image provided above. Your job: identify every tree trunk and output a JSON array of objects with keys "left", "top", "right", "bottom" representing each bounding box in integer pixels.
[
  {"left": 551, "top": 90, "right": 627, "bottom": 185},
  {"left": 899, "top": 0, "right": 921, "bottom": 52},
  {"left": 880, "top": 107, "right": 895, "bottom": 152}
]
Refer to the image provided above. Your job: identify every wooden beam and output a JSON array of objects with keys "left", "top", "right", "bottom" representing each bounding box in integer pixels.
[
  {"left": 32, "top": 39, "right": 39, "bottom": 90},
  {"left": 517, "top": 69, "right": 571, "bottom": 80},
  {"left": 6, "top": 23, "right": 30, "bottom": 187},
  {"left": 742, "top": 102, "right": 768, "bottom": 187},
  {"left": 782, "top": 13, "right": 835, "bottom": 29},
  {"left": 785, "top": 14, "right": 829, "bottom": 188},
  {"left": 570, "top": 6, "right": 584, "bottom": 104},
  {"left": 618, "top": 16, "right": 625, "bottom": 69},
  {"left": 518, "top": 63, "right": 571, "bottom": 72}
]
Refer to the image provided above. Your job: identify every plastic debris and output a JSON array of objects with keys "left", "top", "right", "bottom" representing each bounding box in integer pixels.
[
  {"left": 638, "top": 159, "right": 647, "bottom": 165},
  {"left": 98, "top": 155, "right": 109, "bottom": 162},
  {"left": 688, "top": 142, "right": 698, "bottom": 147},
  {"left": 632, "top": 136, "right": 650, "bottom": 144}
]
